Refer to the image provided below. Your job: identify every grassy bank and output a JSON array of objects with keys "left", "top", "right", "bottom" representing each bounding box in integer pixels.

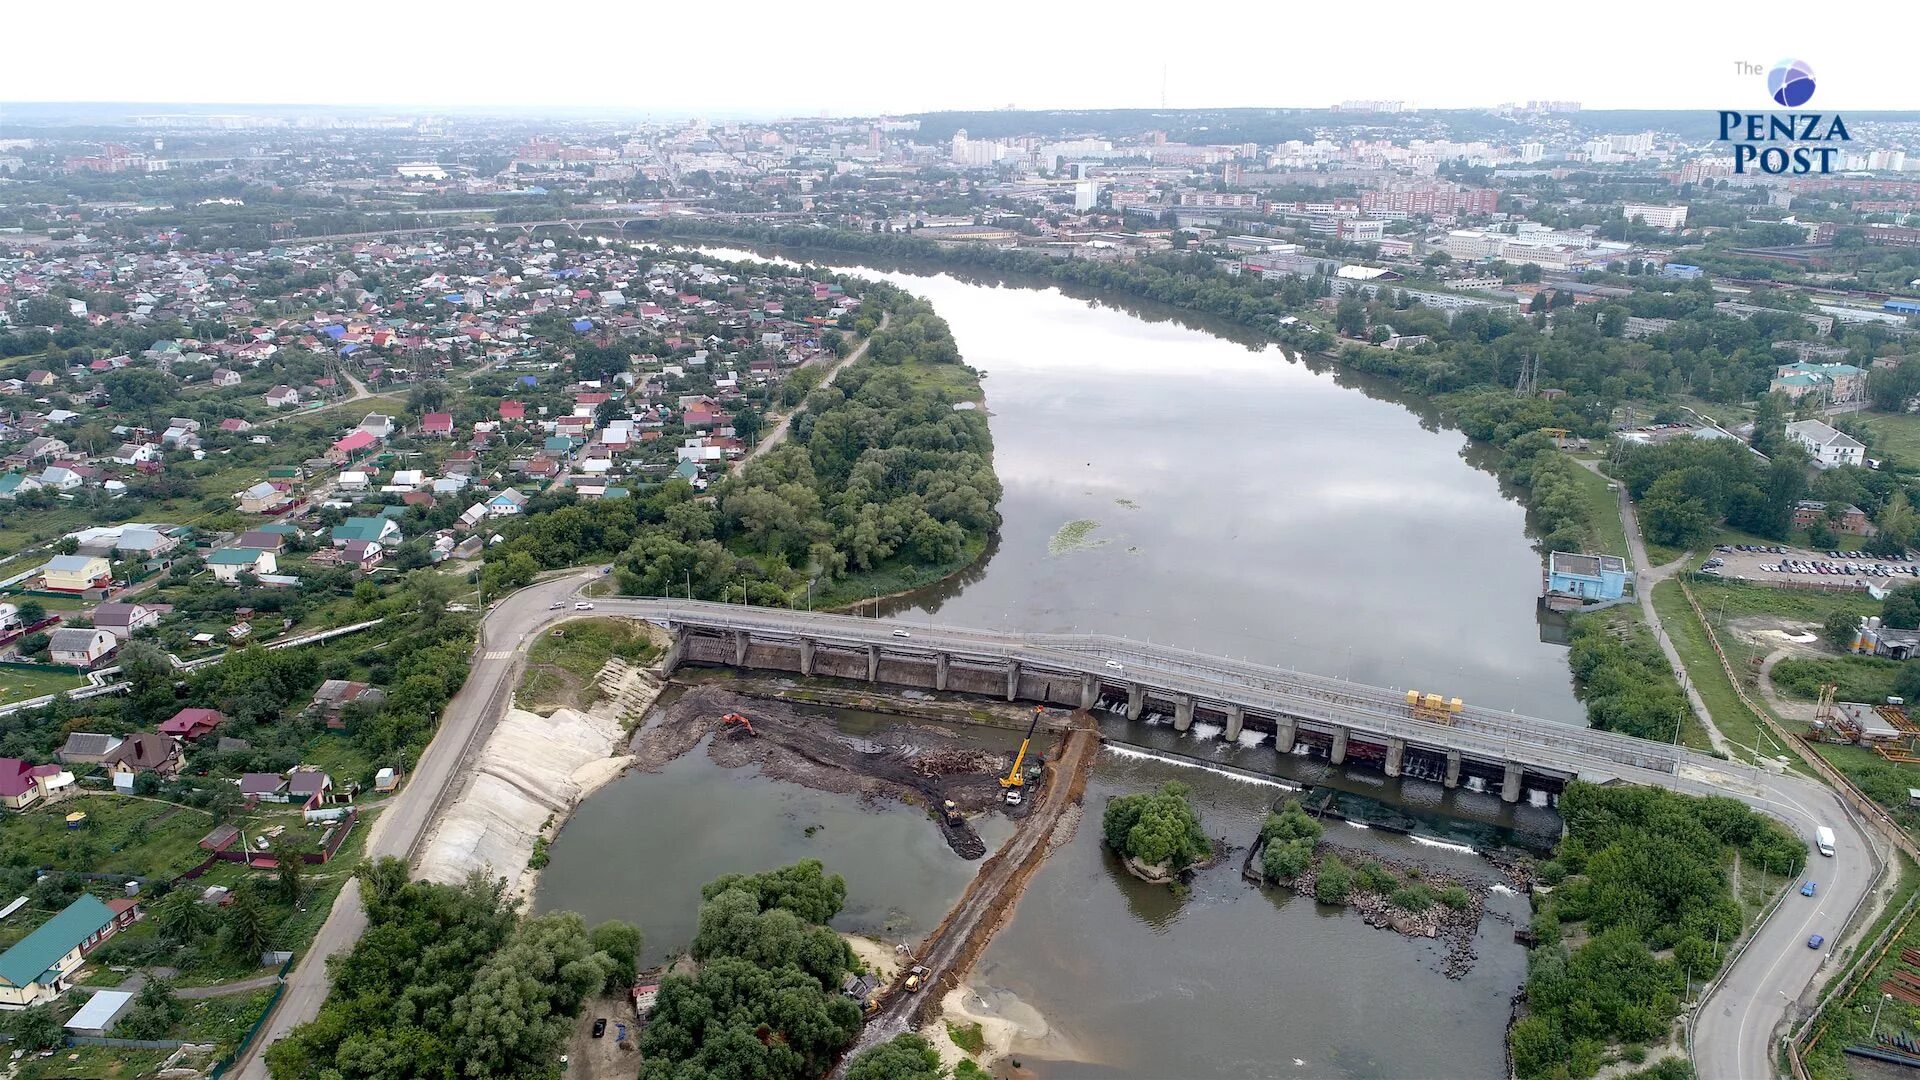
[
  {"left": 1568, "top": 464, "right": 1632, "bottom": 566},
  {"left": 518, "top": 616, "right": 661, "bottom": 711},
  {"left": 817, "top": 531, "right": 990, "bottom": 612},
  {"left": 1649, "top": 581, "right": 1796, "bottom": 766}
]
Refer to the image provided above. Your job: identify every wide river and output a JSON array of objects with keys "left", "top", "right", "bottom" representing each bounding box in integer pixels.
[{"left": 541, "top": 242, "right": 1583, "bottom": 1078}]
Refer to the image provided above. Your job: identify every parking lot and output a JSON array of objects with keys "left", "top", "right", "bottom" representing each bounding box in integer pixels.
[{"left": 1701, "top": 542, "right": 1919, "bottom": 588}]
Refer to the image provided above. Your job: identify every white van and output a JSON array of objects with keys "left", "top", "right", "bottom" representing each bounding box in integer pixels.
[{"left": 1815, "top": 826, "right": 1836, "bottom": 857}]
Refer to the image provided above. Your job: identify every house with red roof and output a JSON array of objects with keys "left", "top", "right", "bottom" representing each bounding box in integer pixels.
[
  {"left": 327, "top": 429, "right": 377, "bottom": 464},
  {"left": 499, "top": 400, "right": 526, "bottom": 421},
  {"left": 158, "top": 707, "right": 222, "bottom": 741},
  {"left": 420, "top": 412, "right": 454, "bottom": 437},
  {"left": 0, "top": 758, "right": 75, "bottom": 812}
]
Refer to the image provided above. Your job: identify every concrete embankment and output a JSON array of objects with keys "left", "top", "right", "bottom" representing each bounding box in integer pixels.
[{"left": 415, "top": 661, "right": 660, "bottom": 901}]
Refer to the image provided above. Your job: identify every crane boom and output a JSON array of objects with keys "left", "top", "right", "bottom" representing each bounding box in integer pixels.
[{"left": 1000, "top": 707, "right": 1043, "bottom": 789}]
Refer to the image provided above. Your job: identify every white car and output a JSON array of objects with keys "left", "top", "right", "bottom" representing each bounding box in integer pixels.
[
  {"left": 575, "top": 602, "right": 594, "bottom": 610},
  {"left": 1105, "top": 660, "right": 1124, "bottom": 670},
  {"left": 892, "top": 629, "right": 910, "bottom": 638}
]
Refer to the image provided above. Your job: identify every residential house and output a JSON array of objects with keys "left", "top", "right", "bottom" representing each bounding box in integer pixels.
[
  {"left": 209, "top": 368, "right": 242, "bottom": 387},
  {"left": 310, "top": 680, "right": 386, "bottom": 727},
  {"left": 419, "top": 412, "right": 454, "bottom": 437},
  {"left": 207, "top": 547, "right": 276, "bottom": 583},
  {"left": 91, "top": 602, "right": 159, "bottom": 640},
  {"left": 104, "top": 733, "right": 183, "bottom": 788},
  {"left": 357, "top": 414, "right": 396, "bottom": 440},
  {"left": 55, "top": 733, "right": 123, "bottom": 767},
  {"left": 0, "top": 895, "right": 126, "bottom": 1007},
  {"left": 499, "top": 400, "right": 526, "bottom": 421},
  {"left": 49, "top": 627, "right": 118, "bottom": 668},
  {"left": 236, "top": 481, "right": 293, "bottom": 514},
  {"left": 327, "top": 430, "right": 377, "bottom": 463},
  {"left": 158, "top": 707, "right": 223, "bottom": 741},
  {"left": 264, "top": 385, "right": 301, "bottom": 408},
  {"left": 330, "top": 517, "right": 401, "bottom": 546},
  {"left": 486, "top": 488, "right": 529, "bottom": 517},
  {"left": 0, "top": 758, "right": 75, "bottom": 811},
  {"left": 1785, "top": 419, "right": 1867, "bottom": 469},
  {"left": 340, "top": 539, "right": 384, "bottom": 572},
  {"left": 37, "top": 466, "right": 84, "bottom": 491},
  {"left": 239, "top": 773, "right": 289, "bottom": 802},
  {"left": 218, "top": 417, "right": 253, "bottom": 435},
  {"left": 234, "top": 530, "right": 286, "bottom": 554},
  {"left": 39, "top": 555, "right": 110, "bottom": 593},
  {"left": 0, "top": 473, "right": 42, "bottom": 500},
  {"left": 288, "top": 770, "right": 336, "bottom": 812}
]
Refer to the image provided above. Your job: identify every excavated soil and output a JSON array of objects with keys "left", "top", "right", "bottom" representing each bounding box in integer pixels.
[{"left": 630, "top": 686, "right": 1025, "bottom": 858}]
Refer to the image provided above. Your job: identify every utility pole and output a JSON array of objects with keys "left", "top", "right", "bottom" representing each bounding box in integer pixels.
[{"left": 1874, "top": 991, "right": 1893, "bottom": 1039}]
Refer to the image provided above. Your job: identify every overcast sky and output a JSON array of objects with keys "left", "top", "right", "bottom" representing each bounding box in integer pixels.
[{"left": 4, "top": 0, "right": 1911, "bottom": 116}]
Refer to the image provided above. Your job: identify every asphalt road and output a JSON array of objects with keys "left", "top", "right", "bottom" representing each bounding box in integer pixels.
[{"left": 231, "top": 569, "right": 600, "bottom": 1079}]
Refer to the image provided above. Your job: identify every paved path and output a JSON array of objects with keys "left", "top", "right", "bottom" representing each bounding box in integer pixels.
[
  {"left": 730, "top": 311, "right": 889, "bottom": 476},
  {"left": 229, "top": 570, "right": 601, "bottom": 1079},
  {"left": 1579, "top": 459, "right": 1733, "bottom": 757}
]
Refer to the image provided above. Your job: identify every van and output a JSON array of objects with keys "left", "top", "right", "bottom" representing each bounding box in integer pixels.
[{"left": 1816, "top": 826, "right": 1836, "bottom": 857}]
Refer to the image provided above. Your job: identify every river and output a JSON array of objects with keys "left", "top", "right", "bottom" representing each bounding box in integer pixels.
[{"left": 540, "top": 241, "right": 1580, "bottom": 1077}]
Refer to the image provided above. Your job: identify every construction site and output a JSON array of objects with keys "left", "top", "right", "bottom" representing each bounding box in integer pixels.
[{"left": 629, "top": 686, "right": 1073, "bottom": 859}]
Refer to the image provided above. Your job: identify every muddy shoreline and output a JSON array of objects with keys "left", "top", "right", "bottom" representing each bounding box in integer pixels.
[{"left": 628, "top": 685, "right": 1036, "bottom": 857}]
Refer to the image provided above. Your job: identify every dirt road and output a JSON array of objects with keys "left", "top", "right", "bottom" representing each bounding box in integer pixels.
[
  {"left": 839, "top": 722, "right": 1099, "bottom": 1067},
  {"left": 730, "top": 311, "right": 889, "bottom": 476}
]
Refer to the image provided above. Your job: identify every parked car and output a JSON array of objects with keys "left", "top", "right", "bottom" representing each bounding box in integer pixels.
[
  {"left": 591, "top": 1018, "right": 607, "bottom": 1039},
  {"left": 1808, "top": 933, "right": 1825, "bottom": 949},
  {"left": 1801, "top": 881, "right": 1818, "bottom": 897}
]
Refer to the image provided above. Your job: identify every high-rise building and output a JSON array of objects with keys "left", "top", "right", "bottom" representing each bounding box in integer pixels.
[{"left": 1621, "top": 203, "right": 1689, "bottom": 229}]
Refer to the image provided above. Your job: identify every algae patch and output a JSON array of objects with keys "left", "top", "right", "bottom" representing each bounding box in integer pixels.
[{"left": 1048, "top": 519, "right": 1109, "bottom": 556}]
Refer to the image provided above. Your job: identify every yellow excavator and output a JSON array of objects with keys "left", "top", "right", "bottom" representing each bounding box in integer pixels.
[{"left": 999, "top": 707, "right": 1044, "bottom": 806}]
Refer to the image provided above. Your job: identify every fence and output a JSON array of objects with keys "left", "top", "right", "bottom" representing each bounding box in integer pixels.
[
  {"left": 205, "top": 963, "right": 290, "bottom": 1079},
  {"left": 66, "top": 1036, "right": 190, "bottom": 1049}
]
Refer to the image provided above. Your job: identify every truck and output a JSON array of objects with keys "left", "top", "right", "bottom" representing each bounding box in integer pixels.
[{"left": 1816, "top": 826, "right": 1836, "bottom": 857}]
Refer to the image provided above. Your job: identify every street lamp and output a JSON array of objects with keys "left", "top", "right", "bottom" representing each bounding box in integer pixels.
[{"left": 1874, "top": 992, "right": 1893, "bottom": 1040}]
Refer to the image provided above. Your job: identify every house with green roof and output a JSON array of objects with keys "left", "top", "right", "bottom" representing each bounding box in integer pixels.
[
  {"left": 330, "top": 517, "right": 402, "bottom": 547},
  {"left": 0, "top": 894, "right": 127, "bottom": 1008}
]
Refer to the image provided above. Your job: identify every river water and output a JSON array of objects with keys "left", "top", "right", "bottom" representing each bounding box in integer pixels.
[{"left": 540, "top": 241, "right": 1582, "bottom": 1076}]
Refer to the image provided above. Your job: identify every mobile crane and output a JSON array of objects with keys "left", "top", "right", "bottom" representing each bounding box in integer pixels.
[{"left": 999, "top": 707, "right": 1044, "bottom": 806}]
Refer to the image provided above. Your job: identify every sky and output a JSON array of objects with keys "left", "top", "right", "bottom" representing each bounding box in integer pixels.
[{"left": 4, "top": 0, "right": 1915, "bottom": 116}]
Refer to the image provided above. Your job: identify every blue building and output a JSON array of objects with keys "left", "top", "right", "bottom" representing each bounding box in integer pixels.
[
  {"left": 1884, "top": 299, "right": 1920, "bottom": 316},
  {"left": 1546, "top": 551, "right": 1629, "bottom": 602},
  {"left": 1662, "top": 264, "right": 1704, "bottom": 280}
]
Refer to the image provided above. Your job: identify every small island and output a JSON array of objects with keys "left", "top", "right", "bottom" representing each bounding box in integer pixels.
[{"left": 1102, "top": 781, "right": 1213, "bottom": 886}]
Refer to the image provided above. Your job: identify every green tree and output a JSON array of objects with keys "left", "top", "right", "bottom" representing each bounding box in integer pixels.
[
  {"left": 448, "top": 912, "right": 616, "bottom": 1078},
  {"left": 7, "top": 1002, "right": 63, "bottom": 1049},
  {"left": 16, "top": 599, "right": 44, "bottom": 626},
  {"left": 846, "top": 1033, "right": 945, "bottom": 1080},
  {"left": 221, "top": 884, "right": 272, "bottom": 962},
  {"left": 1824, "top": 610, "right": 1862, "bottom": 652},
  {"left": 270, "top": 835, "right": 312, "bottom": 905},
  {"left": 151, "top": 887, "right": 216, "bottom": 946},
  {"left": 1315, "top": 856, "right": 1354, "bottom": 904},
  {"left": 1101, "top": 782, "right": 1211, "bottom": 872},
  {"left": 118, "top": 976, "right": 184, "bottom": 1039},
  {"left": 588, "top": 920, "right": 643, "bottom": 994}
]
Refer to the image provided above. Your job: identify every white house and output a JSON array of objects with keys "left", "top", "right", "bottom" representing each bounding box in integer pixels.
[
  {"left": 486, "top": 488, "right": 529, "bottom": 516},
  {"left": 36, "top": 466, "right": 84, "bottom": 491},
  {"left": 207, "top": 548, "right": 277, "bottom": 583},
  {"left": 48, "top": 628, "right": 118, "bottom": 668},
  {"left": 1786, "top": 419, "right": 1866, "bottom": 469}
]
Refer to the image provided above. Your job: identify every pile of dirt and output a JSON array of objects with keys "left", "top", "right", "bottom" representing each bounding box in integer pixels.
[{"left": 637, "top": 686, "right": 1018, "bottom": 858}]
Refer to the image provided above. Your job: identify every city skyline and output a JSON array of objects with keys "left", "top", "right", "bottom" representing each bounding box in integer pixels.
[{"left": 3, "top": 0, "right": 1913, "bottom": 115}]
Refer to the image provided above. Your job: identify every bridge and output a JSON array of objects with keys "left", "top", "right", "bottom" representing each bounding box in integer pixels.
[{"left": 592, "top": 599, "right": 1704, "bottom": 803}]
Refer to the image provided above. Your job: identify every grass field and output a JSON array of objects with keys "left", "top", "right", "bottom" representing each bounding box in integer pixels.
[
  {"left": 1567, "top": 464, "right": 1631, "bottom": 565},
  {"left": 1686, "top": 577, "right": 1884, "bottom": 624},
  {"left": 0, "top": 794, "right": 214, "bottom": 879},
  {"left": 0, "top": 665, "right": 88, "bottom": 705},
  {"left": 1649, "top": 580, "right": 1801, "bottom": 767},
  {"left": 170, "top": 987, "right": 277, "bottom": 1053},
  {"left": 1771, "top": 655, "right": 1903, "bottom": 703},
  {"left": 1856, "top": 412, "right": 1920, "bottom": 469},
  {"left": 10, "top": 1047, "right": 173, "bottom": 1079}
]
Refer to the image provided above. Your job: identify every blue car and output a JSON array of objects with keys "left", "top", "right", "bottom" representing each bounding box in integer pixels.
[
  {"left": 1802, "top": 881, "right": 1818, "bottom": 897},
  {"left": 1808, "top": 933, "right": 1826, "bottom": 950}
]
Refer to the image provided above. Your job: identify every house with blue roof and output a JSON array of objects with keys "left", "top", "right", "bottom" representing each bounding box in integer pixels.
[{"left": 0, "top": 894, "right": 130, "bottom": 1008}]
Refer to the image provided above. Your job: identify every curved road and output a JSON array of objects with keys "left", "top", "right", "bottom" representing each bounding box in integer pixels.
[
  {"left": 235, "top": 590, "right": 1882, "bottom": 1079},
  {"left": 232, "top": 569, "right": 601, "bottom": 1079}
]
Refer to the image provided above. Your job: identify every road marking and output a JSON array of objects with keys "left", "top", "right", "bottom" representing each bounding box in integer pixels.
[{"left": 483, "top": 651, "right": 512, "bottom": 661}]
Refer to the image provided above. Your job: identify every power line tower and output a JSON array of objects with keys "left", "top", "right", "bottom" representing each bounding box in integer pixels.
[{"left": 1515, "top": 353, "right": 1537, "bottom": 397}]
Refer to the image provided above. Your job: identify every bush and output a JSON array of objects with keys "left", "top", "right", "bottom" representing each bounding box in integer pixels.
[
  {"left": 1389, "top": 884, "right": 1435, "bottom": 913},
  {"left": 1261, "top": 839, "right": 1314, "bottom": 882},
  {"left": 1315, "top": 856, "right": 1354, "bottom": 904},
  {"left": 1356, "top": 860, "right": 1399, "bottom": 895},
  {"left": 1439, "top": 885, "right": 1471, "bottom": 910}
]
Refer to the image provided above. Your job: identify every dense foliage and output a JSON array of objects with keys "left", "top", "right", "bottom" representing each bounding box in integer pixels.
[
  {"left": 844, "top": 1034, "right": 946, "bottom": 1080},
  {"left": 265, "top": 859, "right": 638, "bottom": 1080},
  {"left": 640, "top": 861, "right": 862, "bottom": 1080},
  {"left": 1510, "top": 783, "right": 1804, "bottom": 1080},
  {"left": 1566, "top": 615, "right": 1691, "bottom": 741},
  {"left": 1102, "top": 781, "right": 1211, "bottom": 872},
  {"left": 1257, "top": 802, "right": 1324, "bottom": 882}
]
